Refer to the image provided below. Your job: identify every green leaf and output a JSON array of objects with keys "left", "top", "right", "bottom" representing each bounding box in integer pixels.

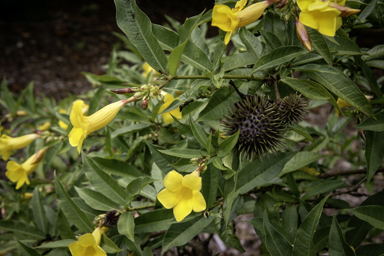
[
  {"left": 118, "top": 211, "right": 135, "bottom": 242},
  {"left": 201, "top": 165, "right": 219, "bottom": 209},
  {"left": 236, "top": 152, "right": 296, "bottom": 195},
  {"left": 114, "top": 0, "right": 168, "bottom": 73},
  {"left": 75, "top": 187, "right": 120, "bottom": 211},
  {"left": 54, "top": 173, "right": 93, "bottom": 232},
  {"left": 111, "top": 123, "right": 152, "bottom": 138},
  {"left": 292, "top": 196, "right": 328, "bottom": 256},
  {"left": 327, "top": 37, "right": 362, "bottom": 56},
  {"left": 355, "top": 0, "right": 379, "bottom": 24},
  {"left": 126, "top": 176, "right": 156, "bottom": 201},
  {"left": 16, "top": 240, "right": 42, "bottom": 256},
  {"left": 87, "top": 157, "right": 144, "bottom": 178},
  {"left": 355, "top": 112, "right": 384, "bottom": 131},
  {"left": 294, "top": 64, "right": 374, "bottom": 117},
  {"left": 347, "top": 206, "right": 384, "bottom": 230},
  {"left": 82, "top": 154, "right": 127, "bottom": 205},
  {"left": 260, "top": 30, "right": 282, "bottom": 50},
  {"left": 190, "top": 116, "right": 208, "bottom": 149},
  {"left": 280, "top": 151, "right": 322, "bottom": 176},
  {"left": 239, "top": 27, "right": 262, "bottom": 59},
  {"left": 329, "top": 216, "right": 356, "bottom": 256},
  {"left": 146, "top": 142, "right": 179, "bottom": 174},
  {"left": 301, "top": 180, "right": 348, "bottom": 200},
  {"left": 1, "top": 78, "right": 17, "bottom": 115},
  {"left": 0, "top": 220, "right": 45, "bottom": 240},
  {"left": 288, "top": 124, "right": 313, "bottom": 142},
  {"left": 366, "top": 60, "right": 384, "bottom": 69},
  {"left": 57, "top": 210, "right": 75, "bottom": 239},
  {"left": 37, "top": 239, "right": 76, "bottom": 248},
  {"left": 162, "top": 215, "right": 214, "bottom": 254},
  {"left": 23, "top": 82, "right": 36, "bottom": 113},
  {"left": 255, "top": 46, "right": 306, "bottom": 72},
  {"left": 307, "top": 28, "right": 332, "bottom": 65},
  {"left": 30, "top": 187, "right": 47, "bottom": 234},
  {"left": 135, "top": 209, "right": 174, "bottom": 234},
  {"left": 292, "top": 52, "right": 323, "bottom": 66},
  {"left": 360, "top": 60, "right": 383, "bottom": 97},
  {"left": 218, "top": 130, "right": 240, "bottom": 157},
  {"left": 263, "top": 211, "right": 293, "bottom": 256},
  {"left": 365, "top": 131, "right": 384, "bottom": 181},
  {"left": 158, "top": 148, "right": 207, "bottom": 158},
  {"left": 282, "top": 205, "right": 299, "bottom": 240},
  {"left": 101, "top": 234, "right": 123, "bottom": 253},
  {"left": 355, "top": 244, "right": 384, "bottom": 256},
  {"left": 222, "top": 52, "right": 255, "bottom": 71},
  {"left": 214, "top": 217, "right": 245, "bottom": 252},
  {"left": 197, "top": 83, "right": 248, "bottom": 121}
]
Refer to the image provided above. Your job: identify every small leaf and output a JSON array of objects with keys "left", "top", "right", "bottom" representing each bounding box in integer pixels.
[
  {"left": 288, "top": 124, "right": 313, "bottom": 141},
  {"left": 190, "top": 116, "right": 208, "bottom": 149},
  {"left": 118, "top": 211, "right": 135, "bottom": 242}
]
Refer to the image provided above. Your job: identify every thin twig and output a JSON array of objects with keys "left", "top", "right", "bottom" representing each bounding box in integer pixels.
[
  {"left": 318, "top": 167, "right": 384, "bottom": 178},
  {"left": 330, "top": 177, "right": 367, "bottom": 197}
]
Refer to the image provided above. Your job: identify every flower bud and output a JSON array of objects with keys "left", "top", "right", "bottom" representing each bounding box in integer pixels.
[
  {"left": 134, "top": 92, "right": 144, "bottom": 99},
  {"left": 296, "top": 19, "right": 312, "bottom": 51},
  {"left": 110, "top": 88, "right": 133, "bottom": 94},
  {"left": 157, "top": 94, "right": 164, "bottom": 102},
  {"left": 142, "top": 98, "right": 149, "bottom": 110},
  {"left": 328, "top": 2, "right": 361, "bottom": 17}
]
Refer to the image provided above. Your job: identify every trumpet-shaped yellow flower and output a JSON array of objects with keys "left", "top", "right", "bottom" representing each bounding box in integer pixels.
[
  {"left": 0, "top": 133, "right": 40, "bottom": 161},
  {"left": 212, "top": 0, "right": 270, "bottom": 44},
  {"left": 5, "top": 148, "right": 47, "bottom": 189},
  {"left": 68, "top": 99, "right": 128, "bottom": 153},
  {"left": 38, "top": 121, "right": 51, "bottom": 131},
  {"left": 69, "top": 227, "right": 107, "bottom": 256},
  {"left": 157, "top": 170, "right": 206, "bottom": 222},
  {"left": 297, "top": 0, "right": 346, "bottom": 37},
  {"left": 158, "top": 92, "right": 182, "bottom": 124}
]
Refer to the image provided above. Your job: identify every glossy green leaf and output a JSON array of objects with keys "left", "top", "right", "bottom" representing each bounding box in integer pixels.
[
  {"left": 118, "top": 211, "right": 135, "bottom": 242},
  {"left": 0, "top": 220, "right": 45, "bottom": 240},
  {"left": 114, "top": 0, "right": 168, "bottom": 73},
  {"left": 30, "top": 187, "right": 47, "bottom": 234},
  {"left": 292, "top": 52, "right": 323, "bottom": 66},
  {"left": 294, "top": 64, "right": 374, "bottom": 117},
  {"left": 347, "top": 206, "right": 384, "bottom": 230},
  {"left": 16, "top": 240, "right": 42, "bottom": 256},
  {"left": 355, "top": 112, "right": 384, "bottom": 131},
  {"left": 307, "top": 28, "right": 332, "bottom": 65},
  {"left": 82, "top": 154, "right": 127, "bottom": 205},
  {"left": 75, "top": 187, "right": 120, "bottom": 211},
  {"left": 239, "top": 27, "right": 262, "bottom": 59},
  {"left": 54, "top": 173, "right": 93, "bottom": 233},
  {"left": 218, "top": 130, "right": 240, "bottom": 157},
  {"left": 158, "top": 148, "right": 207, "bottom": 158},
  {"left": 329, "top": 216, "right": 356, "bottom": 256},
  {"left": 255, "top": 46, "right": 306, "bottom": 72},
  {"left": 162, "top": 215, "right": 214, "bottom": 254},
  {"left": 236, "top": 152, "right": 296, "bottom": 195},
  {"left": 263, "top": 211, "right": 293, "bottom": 256},
  {"left": 280, "top": 151, "right": 322, "bottom": 176},
  {"left": 292, "top": 196, "right": 328, "bottom": 256},
  {"left": 135, "top": 209, "right": 174, "bottom": 234}
]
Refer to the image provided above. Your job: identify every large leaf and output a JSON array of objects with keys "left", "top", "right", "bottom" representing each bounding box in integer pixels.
[
  {"left": 0, "top": 220, "right": 45, "bottom": 240},
  {"left": 254, "top": 46, "right": 306, "bottom": 72},
  {"left": 347, "top": 206, "right": 384, "bottom": 230},
  {"left": 146, "top": 142, "right": 179, "bottom": 174},
  {"left": 307, "top": 28, "right": 332, "bottom": 65},
  {"left": 201, "top": 165, "right": 219, "bottom": 208},
  {"left": 292, "top": 197, "right": 328, "bottom": 256},
  {"left": 75, "top": 187, "right": 120, "bottom": 211},
  {"left": 135, "top": 209, "right": 174, "bottom": 234},
  {"left": 294, "top": 64, "right": 374, "bottom": 117},
  {"left": 239, "top": 27, "right": 262, "bottom": 59},
  {"left": 82, "top": 154, "right": 127, "bottom": 205},
  {"left": 114, "top": 0, "right": 168, "bottom": 73},
  {"left": 329, "top": 216, "right": 356, "bottom": 256},
  {"left": 54, "top": 173, "right": 94, "bottom": 232},
  {"left": 236, "top": 152, "right": 296, "bottom": 195},
  {"left": 365, "top": 131, "right": 384, "bottom": 181},
  {"left": 30, "top": 187, "right": 47, "bottom": 234},
  {"left": 190, "top": 117, "right": 208, "bottom": 149},
  {"left": 162, "top": 215, "right": 214, "bottom": 254},
  {"left": 263, "top": 211, "right": 293, "bottom": 256},
  {"left": 355, "top": 112, "right": 384, "bottom": 131}
]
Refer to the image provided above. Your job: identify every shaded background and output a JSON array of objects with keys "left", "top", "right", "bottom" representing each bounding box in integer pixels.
[{"left": 0, "top": 0, "right": 215, "bottom": 99}]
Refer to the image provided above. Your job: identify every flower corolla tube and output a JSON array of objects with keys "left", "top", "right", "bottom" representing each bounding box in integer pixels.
[
  {"left": 68, "top": 99, "right": 128, "bottom": 153},
  {"left": 158, "top": 91, "right": 182, "bottom": 124},
  {"left": 212, "top": 0, "right": 271, "bottom": 44},
  {"left": 157, "top": 170, "right": 206, "bottom": 222},
  {"left": 0, "top": 133, "right": 40, "bottom": 161},
  {"left": 5, "top": 148, "right": 47, "bottom": 189},
  {"left": 68, "top": 227, "right": 107, "bottom": 256}
]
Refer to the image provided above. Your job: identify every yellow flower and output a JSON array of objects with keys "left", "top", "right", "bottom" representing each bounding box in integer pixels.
[
  {"left": 158, "top": 92, "right": 182, "bottom": 124},
  {"left": 212, "top": 0, "right": 270, "bottom": 44},
  {"left": 16, "top": 110, "right": 28, "bottom": 116},
  {"left": 5, "top": 148, "right": 47, "bottom": 189},
  {"left": 38, "top": 121, "right": 51, "bottom": 131},
  {"left": 157, "top": 170, "right": 206, "bottom": 222},
  {"left": 69, "top": 227, "right": 107, "bottom": 256},
  {"left": 297, "top": 0, "right": 349, "bottom": 37},
  {"left": 68, "top": 99, "right": 128, "bottom": 153},
  {"left": 59, "top": 109, "right": 69, "bottom": 130},
  {"left": 0, "top": 133, "right": 40, "bottom": 161},
  {"left": 142, "top": 62, "right": 159, "bottom": 78}
]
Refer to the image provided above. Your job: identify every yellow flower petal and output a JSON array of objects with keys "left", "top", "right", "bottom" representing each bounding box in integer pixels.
[
  {"left": 163, "top": 170, "right": 183, "bottom": 192},
  {"left": 87, "top": 101, "right": 126, "bottom": 133},
  {"left": 182, "top": 174, "right": 202, "bottom": 191},
  {"left": 235, "top": 0, "right": 247, "bottom": 11},
  {"left": 70, "top": 100, "right": 86, "bottom": 128},
  {"left": 38, "top": 121, "right": 51, "bottom": 131},
  {"left": 157, "top": 188, "right": 180, "bottom": 209},
  {"left": 69, "top": 127, "right": 86, "bottom": 153},
  {"left": 191, "top": 191, "right": 207, "bottom": 212},
  {"left": 69, "top": 233, "right": 107, "bottom": 256},
  {"left": 173, "top": 199, "right": 193, "bottom": 222},
  {"left": 161, "top": 113, "right": 175, "bottom": 124},
  {"left": 159, "top": 92, "right": 182, "bottom": 124},
  {"left": 236, "top": 1, "right": 269, "bottom": 28}
]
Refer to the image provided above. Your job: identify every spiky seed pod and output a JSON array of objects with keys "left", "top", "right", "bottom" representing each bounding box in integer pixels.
[
  {"left": 278, "top": 94, "right": 308, "bottom": 125},
  {"left": 104, "top": 210, "right": 120, "bottom": 227},
  {"left": 222, "top": 95, "right": 286, "bottom": 160}
]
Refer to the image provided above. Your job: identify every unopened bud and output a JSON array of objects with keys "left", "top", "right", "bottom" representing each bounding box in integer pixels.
[
  {"left": 142, "top": 98, "right": 149, "bottom": 110},
  {"left": 141, "top": 85, "right": 150, "bottom": 91},
  {"left": 134, "top": 92, "right": 144, "bottom": 99},
  {"left": 276, "top": 0, "right": 288, "bottom": 8},
  {"left": 110, "top": 88, "right": 133, "bottom": 94},
  {"left": 157, "top": 94, "right": 164, "bottom": 102},
  {"left": 328, "top": 3, "right": 361, "bottom": 17},
  {"left": 296, "top": 20, "right": 312, "bottom": 51}
]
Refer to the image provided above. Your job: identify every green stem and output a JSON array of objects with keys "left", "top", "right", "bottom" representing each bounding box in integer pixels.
[{"left": 128, "top": 204, "right": 155, "bottom": 211}]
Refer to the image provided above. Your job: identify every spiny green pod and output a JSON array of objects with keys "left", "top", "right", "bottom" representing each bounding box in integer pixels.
[{"left": 278, "top": 93, "right": 308, "bottom": 125}]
